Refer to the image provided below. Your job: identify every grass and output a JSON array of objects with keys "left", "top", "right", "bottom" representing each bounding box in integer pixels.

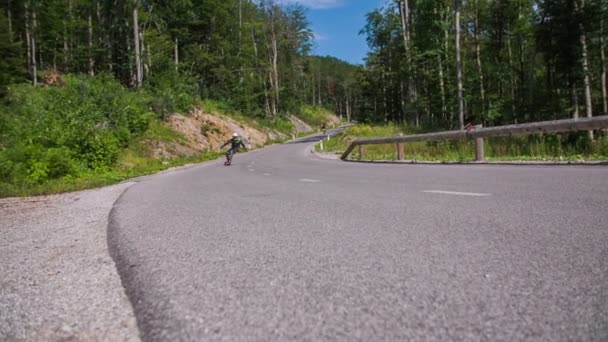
[
  {"left": 1, "top": 114, "right": 246, "bottom": 198},
  {"left": 318, "top": 124, "right": 608, "bottom": 162},
  {"left": 141, "top": 119, "right": 189, "bottom": 144},
  {"left": 298, "top": 105, "right": 336, "bottom": 127},
  {"left": 0, "top": 148, "right": 224, "bottom": 198}
]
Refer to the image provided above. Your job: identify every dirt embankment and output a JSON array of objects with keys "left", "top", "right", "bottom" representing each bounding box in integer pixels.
[
  {"left": 289, "top": 115, "right": 313, "bottom": 133},
  {"left": 146, "top": 108, "right": 286, "bottom": 159}
]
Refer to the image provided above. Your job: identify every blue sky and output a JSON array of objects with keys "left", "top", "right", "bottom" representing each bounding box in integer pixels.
[{"left": 281, "top": 0, "right": 389, "bottom": 65}]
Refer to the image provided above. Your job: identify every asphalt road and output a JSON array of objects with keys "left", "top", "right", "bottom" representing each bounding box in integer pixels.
[{"left": 109, "top": 133, "right": 608, "bottom": 341}]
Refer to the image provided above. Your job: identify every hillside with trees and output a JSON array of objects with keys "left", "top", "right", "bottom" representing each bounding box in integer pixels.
[
  {"left": 0, "top": 0, "right": 358, "bottom": 196},
  {"left": 2, "top": 0, "right": 608, "bottom": 195},
  {"left": 355, "top": 0, "right": 607, "bottom": 131}
]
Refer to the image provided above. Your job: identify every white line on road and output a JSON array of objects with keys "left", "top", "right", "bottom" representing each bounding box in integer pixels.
[
  {"left": 422, "top": 190, "right": 491, "bottom": 197},
  {"left": 299, "top": 179, "right": 320, "bottom": 183},
  {"left": 263, "top": 173, "right": 272, "bottom": 176}
]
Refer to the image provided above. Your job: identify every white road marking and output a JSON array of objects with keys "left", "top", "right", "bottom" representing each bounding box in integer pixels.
[
  {"left": 249, "top": 169, "right": 255, "bottom": 172},
  {"left": 299, "top": 179, "right": 320, "bottom": 183},
  {"left": 263, "top": 173, "right": 272, "bottom": 176},
  {"left": 422, "top": 190, "right": 491, "bottom": 197}
]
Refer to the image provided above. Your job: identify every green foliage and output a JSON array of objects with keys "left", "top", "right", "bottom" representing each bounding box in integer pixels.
[
  {"left": 0, "top": 12, "right": 25, "bottom": 97},
  {"left": 146, "top": 70, "right": 198, "bottom": 119},
  {"left": 0, "top": 75, "right": 153, "bottom": 188},
  {"left": 259, "top": 117, "right": 293, "bottom": 135},
  {"left": 298, "top": 106, "right": 335, "bottom": 127},
  {"left": 142, "top": 120, "right": 188, "bottom": 144}
]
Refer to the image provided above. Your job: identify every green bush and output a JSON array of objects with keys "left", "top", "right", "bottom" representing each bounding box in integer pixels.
[
  {"left": 146, "top": 70, "right": 198, "bottom": 119},
  {"left": 298, "top": 106, "right": 336, "bottom": 127},
  {"left": 0, "top": 74, "right": 153, "bottom": 185}
]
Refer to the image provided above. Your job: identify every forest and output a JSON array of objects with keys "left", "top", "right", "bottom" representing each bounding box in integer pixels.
[
  {"left": 3, "top": 1, "right": 606, "bottom": 128},
  {"left": 356, "top": 0, "right": 608, "bottom": 131},
  {"left": 1, "top": 0, "right": 607, "bottom": 195}
]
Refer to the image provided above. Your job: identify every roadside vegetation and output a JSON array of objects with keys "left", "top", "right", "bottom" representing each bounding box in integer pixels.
[
  {"left": 3, "top": 0, "right": 608, "bottom": 196},
  {"left": 0, "top": 74, "right": 339, "bottom": 198},
  {"left": 319, "top": 125, "right": 608, "bottom": 162}
]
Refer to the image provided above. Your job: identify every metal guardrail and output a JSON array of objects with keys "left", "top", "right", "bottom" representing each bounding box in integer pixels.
[{"left": 340, "top": 115, "right": 608, "bottom": 161}]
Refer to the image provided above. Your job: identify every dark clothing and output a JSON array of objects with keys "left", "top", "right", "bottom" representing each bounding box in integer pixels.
[
  {"left": 221, "top": 137, "right": 246, "bottom": 150},
  {"left": 222, "top": 137, "right": 247, "bottom": 163}
]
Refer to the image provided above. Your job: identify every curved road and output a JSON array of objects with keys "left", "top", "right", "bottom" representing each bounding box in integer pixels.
[{"left": 109, "top": 134, "right": 608, "bottom": 341}]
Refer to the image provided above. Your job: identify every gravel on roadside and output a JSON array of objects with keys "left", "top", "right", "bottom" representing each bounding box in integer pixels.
[{"left": 0, "top": 182, "right": 141, "bottom": 341}]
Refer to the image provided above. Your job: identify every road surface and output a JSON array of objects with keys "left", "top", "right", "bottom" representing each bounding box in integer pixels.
[{"left": 109, "top": 134, "right": 608, "bottom": 341}]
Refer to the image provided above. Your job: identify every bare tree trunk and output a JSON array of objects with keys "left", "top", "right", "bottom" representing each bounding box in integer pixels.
[
  {"left": 88, "top": 13, "right": 95, "bottom": 76},
  {"left": 35, "top": 11, "right": 43, "bottom": 71},
  {"left": 263, "top": 2, "right": 280, "bottom": 116},
  {"left": 63, "top": 20, "right": 69, "bottom": 68},
  {"left": 577, "top": 0, "right": 593, "bottom": 139},
  {"left": 174, "top": 38, "right": 179, "bottom": 71},
  {"left": 400, "top": 80, "right": 406, "bottom": 123},
  {"left": 572, "top": 80, "right": 580, "bottom": 119},
  {"left": 7, "top": 0, "right": 12, "bottom": 39},
  {"left": 601, "top": 19, "right": 608, "bottom": 114},
  {"left": 31, "top": 3, "right": 37, "bottom": 86},
  {"left": 507, "top": 35, "right": 517, "bottom": 120},
  {"left": 474, "top": 3, "right": 485, "bottom": 120},
  {"left": 442, "top": 4, "right": 451, "bottom": 126},
  {"left": 252, "top": 27, "right": 271, "bottom": 116},
  {"left": 318, "top": 73, "right": 322, "bottom": 106},
  {"left": 25, "top": 2, "right": 32, "bottom": 80},
  {"left": 133, "top": 1, "right": 142, "bottom": 88},
  {"left": 145, "top": 43, "right": 151, "bottom": 76},
  {"left": 68, "top": 0, "right": 74, "bottom": 64},
  {"left": 271, "top": 27, "right": 279, "bottom": 116},
  {"left": 455, "top": 0, "right": 464, "bottom": 129},
  {"left": 438, "top": 54, "right": 447, "bottom": 121},
  {"left": 311, "top": 73, "right": 316, "bottom": 105},
  {"left": 346, "top": 96, "right": 351, "bottom": 122},
  {"left": 398, "top": 0, "right": 417, "bottom": 123}
]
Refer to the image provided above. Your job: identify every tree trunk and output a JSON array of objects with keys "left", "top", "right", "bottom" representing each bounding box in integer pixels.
[
  {"left": 578, "top": 0, "right": 593, "bottom": 139},
  {"left": 601, "top": 18, "right": 607, "bottom": 114},
  {"left": 35, "top": 10, "right": 42, "bottom": 70},
  {"left": 455, "top": 0, "right": 464, "bottom": 129},
  {"left": 88, "top": 13, "right": 95, "bottom": 76},
  {"left": 174, "top": 38, "right": 179, "bottom": 71},
  {"left": 133, "top": 1, "right": 142, "bottom": 88},
  {"left": 271, "top": 25, "right": 279, "bottom": 116},
  {"left": 474, "top": 3, "right": 485, "bottom": 120},
  {"left": 346, "top": 96, "right": 351, "bottom": 122},
  {"left": 507, "top": 34, "right": 517, "bottom": 121},
  {"left": 63, "top": 20, "right": 69, "bottom": 68},
  {"left": 571, "top": 80, "right": 580, "bottom": 119},
  {"left": 32, "top": 12, "right": 37, "bottom": 86},
  {"left": 398, "top": 0, "right": 417, "bottom": 123},
  {"left": 311, "top": 73, "right": 316, "bottom": 105},
  {"left": 25, "top": 2, "right": 32, "bottom": 80},
  {"left": 438, "top": 54, "right": 447, "bottom": 124},
  {"left": 318, "top": 73, "right": 322, "bottom": 106},
  {"left": 442, "top": 4, "right": 451, "bottom": 126},
  {"left": 145, "top": 43, "right": 151, "bottom": 76},
  {"left": 7, "top": 0, "right": 12, "bottom": 39},
  {"left": 68, "top": 0, "right": 73, "bottom": 65},
  {"left": 264, "top": 2, "right": 280, "bottom": 116}
]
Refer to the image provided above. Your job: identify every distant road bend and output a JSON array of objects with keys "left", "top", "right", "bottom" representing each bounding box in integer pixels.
[{"left": 109, "top": 130, "right": 608, "bottom": 341}]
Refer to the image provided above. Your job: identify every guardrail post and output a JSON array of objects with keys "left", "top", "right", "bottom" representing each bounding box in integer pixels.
[
  {"left": 474, "top": 124, "right": 484, "bottom": 162},
  {"left": 397, "top": 143, "right": 404, "bottom": 160},
  {"left": 358, "top": 145, "right": 365, "bottom": 160}
]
